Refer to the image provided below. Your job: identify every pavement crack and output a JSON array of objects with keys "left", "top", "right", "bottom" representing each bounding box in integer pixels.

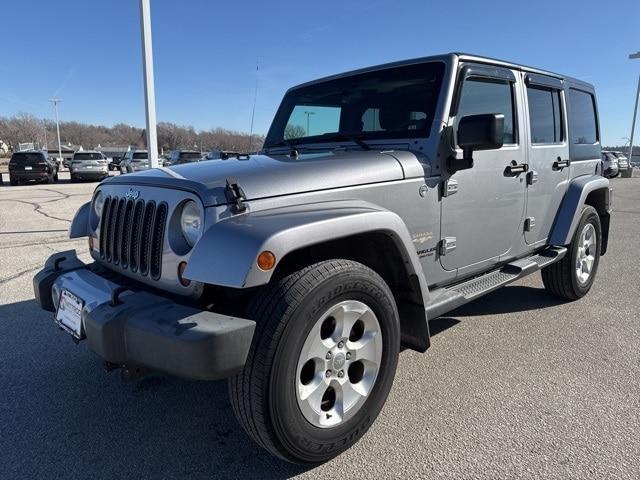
[
  {"left": 0, "top": 198, "right": 71, "bottom": 223},
  {"left": 0, "top": 264, "right": 42, "bottom": 285}
]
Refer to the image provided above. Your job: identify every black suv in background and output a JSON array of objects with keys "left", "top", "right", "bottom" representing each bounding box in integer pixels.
[{"left": 8, "top": 151, "right": 59, "bottom": 185}]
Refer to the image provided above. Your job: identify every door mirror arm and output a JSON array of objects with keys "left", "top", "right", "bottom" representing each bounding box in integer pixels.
[{"left": 447, "top": 113, "right": 505, "bottom": 174}]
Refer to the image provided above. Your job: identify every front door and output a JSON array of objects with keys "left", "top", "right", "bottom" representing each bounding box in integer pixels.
[
  {"left": 522, "top": 74, "right": 570, "bottom": 245},
  {"left": 440, "top": 65, "right": 527, "bottom": 275}
]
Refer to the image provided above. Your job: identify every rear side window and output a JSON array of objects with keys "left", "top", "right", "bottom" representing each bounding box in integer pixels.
[
  {"left": 569, "top": 89, "right": 598, "bottom": 144},
  {"left": 457, "top": 78, "right": 516, "bottom": 144},
  {"left": 527, "top": 86, "right": 563, "bottom": 144}
]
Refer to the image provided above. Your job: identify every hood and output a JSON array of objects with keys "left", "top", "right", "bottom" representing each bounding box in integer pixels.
[{"left": 106, "top": 150, "right": 406, "bottom": 206}]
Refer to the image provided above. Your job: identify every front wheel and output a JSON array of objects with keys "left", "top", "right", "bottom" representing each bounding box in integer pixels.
[
  {"left": 229, "top": 259, "right": 400, "bottom": 464},
  {"left": 542, "top": 205, "right": 601, "bottom": 300}
]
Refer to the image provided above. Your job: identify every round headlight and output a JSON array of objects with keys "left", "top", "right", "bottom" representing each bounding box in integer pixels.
[
  {"left": 180, "top": 200, "right": 202, "bottom": 247},
  {"left": 93, "top": 191, "right": 105, "bottom": 218}
]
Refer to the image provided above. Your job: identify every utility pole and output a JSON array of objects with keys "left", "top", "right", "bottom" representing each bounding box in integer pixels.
[
  {"left": 628, "top": 51, "right": 640, "bottom": 176},
  {"left": 139, "top": 0, "right": 159, "bottom": 168},
  {"left": 49, "top": 98, "right": 63, "bottom": 165},
  {"left": 304, "top": 111, "right": 315, "bottom": 136}
]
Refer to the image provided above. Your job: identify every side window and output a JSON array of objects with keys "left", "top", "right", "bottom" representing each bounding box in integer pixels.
[
  {"left": 569, "top": 89, "right": 598, "bottom": 144},
  {"left": 527, "top": 86, "right": 563, "bottom": 144},
  {"left": 457, "top": 78, "right": 516, "bottom": 144}
]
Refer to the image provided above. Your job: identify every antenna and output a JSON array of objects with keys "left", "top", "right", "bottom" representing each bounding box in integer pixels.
[{"left": 248, "top": 60, "right": 259, "bottom": 152}]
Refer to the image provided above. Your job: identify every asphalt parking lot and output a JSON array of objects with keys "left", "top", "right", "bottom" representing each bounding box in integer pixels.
[{"left": 1, "top": 171, "right": 639, "bottom": 479}]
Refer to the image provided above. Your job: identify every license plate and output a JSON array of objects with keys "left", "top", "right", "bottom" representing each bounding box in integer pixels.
[
  {"left": 24, "top": 166, "right": 32, "bottom": 170},
  {"left": 55, "top": 289, "right": 85, "bottom": 339}
]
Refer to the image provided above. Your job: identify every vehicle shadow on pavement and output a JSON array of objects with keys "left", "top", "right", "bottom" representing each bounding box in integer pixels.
[
  {"left": 0, "top": 299, "right": 310, "bottom": 480},
  {"left": 450, "top": 285, "right": 566, "bottom": 317}
]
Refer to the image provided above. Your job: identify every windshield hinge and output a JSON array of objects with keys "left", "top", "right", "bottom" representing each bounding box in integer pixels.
[{"left": 225, "top": 177, "right": 247, "bottom": 213}]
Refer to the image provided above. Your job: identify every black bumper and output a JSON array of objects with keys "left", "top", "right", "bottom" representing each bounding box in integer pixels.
[{"left": 33, "top": 250, "right": 256, "bottom": 380}]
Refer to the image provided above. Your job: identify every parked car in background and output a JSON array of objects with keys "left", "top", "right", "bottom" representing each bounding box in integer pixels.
[
  {"left": 611, "top": 151, "right": 632, "bottom": 178},
  {"left": 601, "top": 152, "right": 619, "bottom": 178},
  {"left": 8, "top": 150, "right": 58, "bottom": 185},
  {"left": 69, "top": 151, "right": 110, "bottom": 182},
  {"left": 163, "top": 150, "right": 202, "bottom": 166},
  {"left": 205, "top": 149, "right": 242, "bottom": 160},
  {"left": 119, "top": 150, "right": 150, "bottom": 174}
]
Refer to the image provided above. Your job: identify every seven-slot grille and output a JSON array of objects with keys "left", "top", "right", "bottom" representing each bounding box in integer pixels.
[{"left": 99, "top": 195, "right": 168, "bottom": 280}]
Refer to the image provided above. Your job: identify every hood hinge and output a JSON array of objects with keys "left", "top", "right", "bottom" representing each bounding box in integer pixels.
[{"left": 225, "top": 177, "right": 247, "bottom": 213}]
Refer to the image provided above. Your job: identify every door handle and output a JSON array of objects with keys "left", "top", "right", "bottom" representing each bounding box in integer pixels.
[
  {"left": 553, "top": 157, "right": 571, "bottom": 170},
  {"left": 504, "top": 160, "right": 528, "bottom": 176}
]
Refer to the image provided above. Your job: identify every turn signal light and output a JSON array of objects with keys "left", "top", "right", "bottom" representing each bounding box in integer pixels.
[
  {"left": 257, "top": 251, "right": 276, "bottom": 271},
  {"left": 177, "top": 261, "right": 191, "bottom": 286}
]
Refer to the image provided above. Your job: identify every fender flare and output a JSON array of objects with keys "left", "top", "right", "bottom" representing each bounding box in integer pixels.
[
  {"left": 184, "top": 200, "right": 430, "bottom": 305},
  {"left": 549, "top": 175, "right": 611, "bottom": 246},
  {"left": 69, "top": 202, "right": 91, "bottom": 239}
]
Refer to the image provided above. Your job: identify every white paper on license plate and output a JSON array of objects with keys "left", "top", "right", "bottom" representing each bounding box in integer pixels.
[
  {"left": 25, "top": 166, "right": 32, "bottom": 170},
  {"left": 56, "top": 289, "right": 84, "bottom": 337}
]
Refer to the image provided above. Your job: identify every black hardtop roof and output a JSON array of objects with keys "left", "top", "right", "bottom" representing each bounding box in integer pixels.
[{"left": 289, "top": 52, "right": 594, "bottom": 92}]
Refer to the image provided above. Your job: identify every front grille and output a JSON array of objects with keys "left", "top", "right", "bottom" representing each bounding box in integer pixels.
[{"left": 99, "top": 196, "right": 168, "bottom": 280}]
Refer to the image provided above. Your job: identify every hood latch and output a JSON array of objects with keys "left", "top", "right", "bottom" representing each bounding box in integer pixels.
[{"left": 225, "top": 177, "right": 247, "bottom": 213}]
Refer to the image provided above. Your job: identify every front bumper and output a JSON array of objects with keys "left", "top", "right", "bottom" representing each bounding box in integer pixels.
[
  {"left": 71, "top": 168, "right": 108, "bottom": 179},
  {"left": 33, "top": 250, "right": 255, "bottom": 380}
]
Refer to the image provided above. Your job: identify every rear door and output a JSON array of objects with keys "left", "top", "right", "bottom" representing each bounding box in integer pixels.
[{"left": 523, "top": 74, "right": 570, "bottom": 245}]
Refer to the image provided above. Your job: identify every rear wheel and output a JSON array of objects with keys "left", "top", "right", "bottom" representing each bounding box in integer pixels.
[
  {"left": 229, "top": 259, "right": 400, "bottom": 464},
  {"left": 622, "top": 168, "right": 633, "bottom": 178},
  {"left": 542, "top": 205, "right": 601, "bottom": 300},
  {"left": 10, "top": 176, "right": 18, "bottom": 186}
]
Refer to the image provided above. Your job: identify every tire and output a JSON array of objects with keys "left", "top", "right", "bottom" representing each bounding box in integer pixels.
[
  {"left": 47, "top": 173, "right": 54, "bottom": 184},
  {"left": 622, "top": 168, "right": 633, "bottom": 178},
  {"left": 542, "top": 205, "right": 601, "bottom": 300},
  {"left": 10, "top": 177, "right": 18, "bottom": 186},
  {"left": 54, "top": 171, "right": 59, "bottom": 182},
  {"left": 70, "top": 174, "right": 77, "bottom": 183},
  {"left": 229, "top": 259, "right": 400, "bottom": 464}
]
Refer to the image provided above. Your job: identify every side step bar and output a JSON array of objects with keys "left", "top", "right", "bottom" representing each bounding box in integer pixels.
[{"left": 426, "top": 246, "right": 567, "bottom": 320}]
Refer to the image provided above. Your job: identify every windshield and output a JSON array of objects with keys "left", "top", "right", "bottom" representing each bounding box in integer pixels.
[
  {"left": 179, "top": 152, "right": 201, "bottom": 161},
  {"left": 73, "top": 152, "right": 102, "bottom": 160},
  {"left": 132, "top": 152, "right": 148, "bottom": 160},
  {"left": 11, "top": 153, "right": 45, "bottom": 163},
  {"left": 265, "top": 62, "right": 445, "bottom": 149}
]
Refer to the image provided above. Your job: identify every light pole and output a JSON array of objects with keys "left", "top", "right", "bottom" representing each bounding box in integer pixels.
[
  {"left": 627, "top": 51, "right": 640, "bottom": 175},
  {"left": 139, "top": 0, "right": 159, "bottom": 168},
  {"left": 304, "top": 111, "right": 315, "bottom": 136},
  {"left": 49, "top": 98, "right": 63, "bottom": 165}
]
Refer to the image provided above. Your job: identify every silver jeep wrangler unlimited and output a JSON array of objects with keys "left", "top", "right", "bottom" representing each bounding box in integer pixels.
[{"left": 34, "top": 53, "right": 611, "bottom": 464}]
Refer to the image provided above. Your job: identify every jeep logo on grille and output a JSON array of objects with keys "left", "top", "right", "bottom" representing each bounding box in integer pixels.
[{"left": 125, "top": 188, "right": 140, "bottom": 200}]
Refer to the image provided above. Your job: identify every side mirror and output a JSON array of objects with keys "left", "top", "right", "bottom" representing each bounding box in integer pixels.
[{"left": 448, "top": 113, "right": 504, "bottom": 173}]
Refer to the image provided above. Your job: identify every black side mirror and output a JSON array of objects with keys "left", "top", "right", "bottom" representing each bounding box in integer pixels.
[{"left": 448, "top": 113, "right": 504, "bottom": 173}]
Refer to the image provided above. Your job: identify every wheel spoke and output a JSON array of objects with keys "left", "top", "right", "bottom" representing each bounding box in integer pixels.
[
  {"left": 337, "top": 379, "right": 366, "bottom": 410},
  {"left": 333, "top": 303, "right": 366, "bottom": 340},
  {"left": 352, "top": 333, "right": 379, "bottom": 364},
  {"left": 299, "top": 377, "right": 327, "bottom": 411}
]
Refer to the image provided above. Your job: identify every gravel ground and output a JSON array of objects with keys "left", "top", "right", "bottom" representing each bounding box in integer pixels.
[{"left": 0, "top": 172, "right": 639, "bottom": 479}]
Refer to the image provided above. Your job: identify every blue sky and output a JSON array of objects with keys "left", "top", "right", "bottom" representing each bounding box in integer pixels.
[{"left": 1, "top": 0, "right": 638, "bottom": 145}]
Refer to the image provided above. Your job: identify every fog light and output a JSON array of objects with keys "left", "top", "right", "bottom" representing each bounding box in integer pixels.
[
  {"left": 257, "top": 251, "right": 276, "bottom": 271},
  {"left": 177, "top": 261, "right": 191, "bottom": 286}
]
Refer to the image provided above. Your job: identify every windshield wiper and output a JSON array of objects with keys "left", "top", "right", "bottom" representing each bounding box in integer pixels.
[{"left": 319, "top": 132, "right": 371, "bottom": 150}]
